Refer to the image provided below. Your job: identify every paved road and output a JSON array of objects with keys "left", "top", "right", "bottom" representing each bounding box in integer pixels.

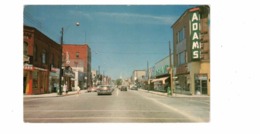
[{"left": 24, "top": 88, "right": 210, "bottom": 123}]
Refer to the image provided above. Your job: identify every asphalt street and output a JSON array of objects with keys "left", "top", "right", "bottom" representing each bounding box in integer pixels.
[{"left": 24, "top": 88, "right": 210, "bottom": 123}]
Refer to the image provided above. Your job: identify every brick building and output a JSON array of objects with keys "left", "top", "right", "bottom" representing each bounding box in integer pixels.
[
  {"left": 23, "top": 25, "right": 61, "bottom": 95},
  {"left": 171, "top": 6, "right": 210, "bottom": 95},
  {"left": 62, "top": 44, "right": 91, "bottom": 89}
]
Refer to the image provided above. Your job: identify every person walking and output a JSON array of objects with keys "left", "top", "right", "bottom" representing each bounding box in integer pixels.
[
  {"left": 63, "top": 83, "right": 67, "bottom": 95},
  {"left": 76, "top": 85, "right": 81, "bottom": 95}
]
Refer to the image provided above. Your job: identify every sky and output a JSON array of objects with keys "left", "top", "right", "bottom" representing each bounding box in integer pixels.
[{"left": 24, "top": 5, "right": 197, "bottom": 79}]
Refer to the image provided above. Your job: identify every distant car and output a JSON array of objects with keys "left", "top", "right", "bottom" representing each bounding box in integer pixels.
[
  {"left": 120, "top": 86, "right": 127, "bottom": 91},
  {"left": 130, "top": 85, "right": 138, "bottom": 90},
  {"left": 97, "top": 85, "right": 113, "bottom": 95},
  {"left": 87, "top": 86, "right": 97, "bottom": 92}
]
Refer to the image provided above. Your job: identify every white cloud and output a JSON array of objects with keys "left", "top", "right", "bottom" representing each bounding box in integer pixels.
[
  {"left": 95, "top": 12, "right": 177, "bottom": 25},
  {"left": 69, "top": 10, "right": 177, "bottom": 25}
]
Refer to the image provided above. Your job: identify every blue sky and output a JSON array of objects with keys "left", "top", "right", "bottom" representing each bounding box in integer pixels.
[{"left": 24, "top": 5, "right": 197, "bottom": 79}]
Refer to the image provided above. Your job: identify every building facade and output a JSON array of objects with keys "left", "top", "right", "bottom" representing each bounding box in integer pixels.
[
  {"left": 132, "top": 70, "right": 146, "bottom": 86},
  {"left": 62, "top": 44, "right": 91, "bottom": 90},
  {"left": 23, "top": 25, "right": 61, "bottom": 95},
  {"left": 150, "top": 53, "right": 173, "bottom": 92},
  {"left": 171, "top": 6, "right": 210, "bottom": 95}
]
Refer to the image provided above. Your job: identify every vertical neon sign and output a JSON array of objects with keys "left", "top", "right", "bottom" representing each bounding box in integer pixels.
[{"left": 190, "top": 9, "right": 201, "bottom": 61}]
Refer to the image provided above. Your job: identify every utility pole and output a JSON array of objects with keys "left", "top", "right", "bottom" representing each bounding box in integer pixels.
[
  {"left": 169, "top": 41, "right": 174, "bottom": 95},
  {"left": 58, "top": 27, "right": 64, "bottom": 95},
  {"left": 58, "top": 22, "right": 80, "bottom": 95},
  {"left": 147, "top": 61, "right": 150, "bottom": 91}
]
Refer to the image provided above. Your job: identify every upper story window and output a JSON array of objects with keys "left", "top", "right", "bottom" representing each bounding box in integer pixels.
[
  {"left": 34, "top": 45, "right": 37, "bottom": 61},
  {"left": 177, "top": 27, "right": 185, "bottom": 43},
  {"left": 42, "top": 49, "right": 46, "bottom": 64},
  {"left": 52, "top": 53, "right": 55, "bottom": 66},
  {"left": 24, "top": 42, "right": 28, "bottom": 55},
  {"left": 76, "top": 52, "right": 79, "bottom": 58}
]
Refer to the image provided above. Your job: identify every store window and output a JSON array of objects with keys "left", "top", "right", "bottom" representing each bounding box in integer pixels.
[{"left": 33, "top": 71, "right": 38, "bottom": 89}]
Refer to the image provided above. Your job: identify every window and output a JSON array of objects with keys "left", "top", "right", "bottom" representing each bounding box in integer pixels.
[
  {"left": 24, "top": 42, "right": 28, "bottom": 55},
  {"left": 52, "top": 54, "right": 55, "bottom": 66},
  {"left": 42, "top": 49, "right": 46, "bottom": 64},
  {"left": 34, "top": 45, "right": 37, "bottom": 61},
  {"left": 177, "top": 27, "right": 185, "bottom": 43},
  {"left": 178, "top": 51, "right": 186, "bottom": 65},
  {"left": 76, "top": 52, "right": 79, "bottom": 58}
]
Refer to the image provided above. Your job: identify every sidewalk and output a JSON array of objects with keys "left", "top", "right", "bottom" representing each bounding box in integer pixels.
[
  {"left": 138, "top": 88, "right": 209, "bottom": 98},
  {"left": 23, "top": 90, "right": 82, "bottom": 98}
]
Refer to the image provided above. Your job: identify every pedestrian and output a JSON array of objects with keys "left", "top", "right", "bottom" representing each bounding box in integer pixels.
[
  {"left": 63, "top": 83, "right": 67, "bottom": 95},
  {"left": 77, "top": 85, "right": 81, "bottom": 95}
]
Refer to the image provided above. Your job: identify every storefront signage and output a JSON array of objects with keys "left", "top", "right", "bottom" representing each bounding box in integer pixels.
[
  {"left": 24, "top": 64, "right": 33, "bottom": 70},
  {"left": 51, "top": 67, "right": 59, "bottom": 72},
  {"left": 190, "top": 10, "right": 201, "bottom": 61},
  {"left": 155, "top": 65, "right": 169, "bottom": 76}
]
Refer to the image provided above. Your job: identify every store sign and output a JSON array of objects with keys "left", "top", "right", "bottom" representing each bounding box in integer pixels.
[
  {"left": 51, "top": 67, "right": 59, "bottom": 72},
  {"left": 190, "top": 10, "right": 201, "bottom": 61},
  {"left": 24, "top": 64, "right": 34, "bottom": 70},
  {"left": 155, "top": 65, "right": 169, "bottom": 76}
]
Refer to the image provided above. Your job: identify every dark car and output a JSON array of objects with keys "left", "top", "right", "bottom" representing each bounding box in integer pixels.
[
  {"left": 97, "top": 85, "right": 113, "bottom": 95},
  {"left": 120, "top": 85, "right": 127, "bottom": 91},
  {"left": 130, "top": 85, "right": 138, "bottom": 90}
]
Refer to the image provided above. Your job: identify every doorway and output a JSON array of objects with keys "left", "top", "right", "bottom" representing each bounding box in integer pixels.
[
  {"left": 195, "top": 74, "right": 208, "bottom": 95},
  {"left": 24, "top": 76, "right": 27, "bottom": 94}
]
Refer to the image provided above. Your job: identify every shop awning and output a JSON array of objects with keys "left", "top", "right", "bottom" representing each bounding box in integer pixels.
[{"left": 151, "top": 77, "right": 169, "bottom": 84}]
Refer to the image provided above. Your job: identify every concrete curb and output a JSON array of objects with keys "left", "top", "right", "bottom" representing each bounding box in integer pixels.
[
  {"left": 138, "top": 89, "right": 209, "bottom": 98},
  {"left": 24, "top": 91, "right": 82, "bottom": 98}
]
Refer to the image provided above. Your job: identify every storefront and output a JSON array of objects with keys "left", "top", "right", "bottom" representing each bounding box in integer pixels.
[
  {"left": 151, "top": 76, "right": 169, "bottom": 92},
  {"left": 174, "top": 62, "right": 210, "bottom": 95},
  {"left": 174, "top": 64, "right": 191, "bottom": 95},
  {"left": 24, "top": 64, "right": 48, "bottom": 95},
  {"left": 62, "top": 66, "right": 75, "bottom": 91},
  {"left": 48, "top": 67, "right": 60, "bottom": 93}
]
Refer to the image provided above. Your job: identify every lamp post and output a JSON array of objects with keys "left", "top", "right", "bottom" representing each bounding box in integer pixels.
[{"left": 58, "top": 22, "right": 80, "bottom": 95}]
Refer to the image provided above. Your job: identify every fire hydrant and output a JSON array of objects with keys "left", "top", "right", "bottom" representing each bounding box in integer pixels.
[{"left": 167, "top": 86, "right": 172, "bottom": 96}]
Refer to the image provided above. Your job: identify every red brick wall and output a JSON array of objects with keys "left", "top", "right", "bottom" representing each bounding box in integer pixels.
[{"left": 62, "top": 44, "right": 89, "bottom": 71}]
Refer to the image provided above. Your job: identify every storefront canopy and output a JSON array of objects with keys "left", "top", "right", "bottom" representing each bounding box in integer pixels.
[{"left": 151, "top": 77, "right": 169, "bottom": 84}]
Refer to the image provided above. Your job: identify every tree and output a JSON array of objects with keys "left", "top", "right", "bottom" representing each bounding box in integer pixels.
[{"left": 115, "top": 79, "right": 122, "bottom": 86}]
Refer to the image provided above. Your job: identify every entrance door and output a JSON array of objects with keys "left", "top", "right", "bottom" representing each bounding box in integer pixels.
[
  {"left": 195, "top": 74, "right": 208, "bottom": 95},
  {"left": 201, "top": 80, "right": 207, "bottom": 94},
  {"left": 24, "top": 76, "right": 27, "bottom": 94}
]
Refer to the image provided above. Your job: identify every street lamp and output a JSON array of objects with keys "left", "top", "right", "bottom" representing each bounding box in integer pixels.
[{"left": 58, "top": 22, "right": 80, "bottom": 95}]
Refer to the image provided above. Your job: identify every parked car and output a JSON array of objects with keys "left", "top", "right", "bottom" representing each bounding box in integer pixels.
[
  {"left": 130, "top": 85, "right": 138, "bottom": 90},
  {"left": 97, "top": 85, "right": 113, "bottom": 95},
  {"left": 120, "top": 85, "right": 127, "bottom": 91}
]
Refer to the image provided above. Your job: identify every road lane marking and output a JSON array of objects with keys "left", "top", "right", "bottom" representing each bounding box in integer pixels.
[{"left": 134, "top": 92, "right": 207, "bottom": 122}]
